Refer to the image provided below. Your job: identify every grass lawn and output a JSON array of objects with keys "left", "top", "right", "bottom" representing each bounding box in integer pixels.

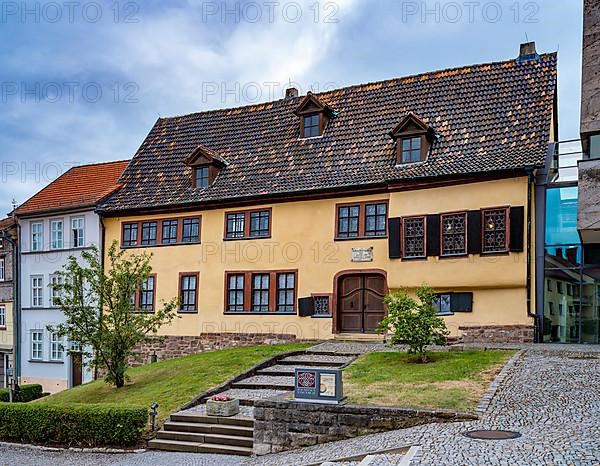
[
  {"left": 344, "top": 350, "right": 514, "bottom": 411},
  {"left": 42, "top": 343, "right": 310, "bottom": 425}
]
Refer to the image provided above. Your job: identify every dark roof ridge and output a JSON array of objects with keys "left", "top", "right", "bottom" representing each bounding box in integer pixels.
[{"left": 159, "top": 51, "right": 557, "bottom": 121}]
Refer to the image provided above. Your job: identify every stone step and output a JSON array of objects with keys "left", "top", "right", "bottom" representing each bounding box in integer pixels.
[
  {"left": 163, "top": 420, "right": 254, "bottom": 437},
  {"left": 218, "top": 388, "right": 291, "bottom": 406},
  {"left": 278, "top": 354, "right": 354, "bottom": 367},
  {"left": 156, "top": 430, "right": 253, "bottom": 448},
  {"left": 257, "top": 364, "right": 342, "bottom": 376},
  {"left": 170, "top": 412, "right": 254, "bottom": 428},
  {"left": 147, "top": 438, "right": 253, "bottom": 456},
  {"left": 232, "top": 375, "right": 295, "bottom": 390}
]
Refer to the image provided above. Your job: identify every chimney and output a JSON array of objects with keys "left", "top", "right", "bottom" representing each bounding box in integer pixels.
[
  {"left": 517, "top": 41, "right": 539, "bottom": 62},
  {"left": 580, "top": 0, "right": 600, "bottom": 155},
  {"left": 285, "top": 87, "right": 299, "bottom": 100}
]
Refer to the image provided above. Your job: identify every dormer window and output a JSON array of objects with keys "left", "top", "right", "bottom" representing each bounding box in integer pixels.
[
  {"left": 294, "top": 92, "right": 333, "bottom": 139},
  {"left": 401, "top": 136, "right": 422, "bottom": 163},
  {"left": 389, "top": 113, "right": 435, "bottom": 165},
  {"left": 302, "top": 114, "right": 321, "bottom": 138},
  {"left": 184, "top": 144, "right": 227, "bottom": 189},
  {"left": 195, "top": 167, "right": 210, "bottom": 188}
]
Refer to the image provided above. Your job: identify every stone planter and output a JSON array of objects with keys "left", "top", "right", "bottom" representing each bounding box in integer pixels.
[{"left": 206, "top": 398, "right": 240, "bottom": 417}]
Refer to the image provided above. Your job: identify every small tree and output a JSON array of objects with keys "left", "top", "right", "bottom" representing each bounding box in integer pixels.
[
  {"left": 377, "top": 285, "right": 449, "bottom": 363},
  {"left": 49, "top": 241, "right": 178, "bottom": 388}
]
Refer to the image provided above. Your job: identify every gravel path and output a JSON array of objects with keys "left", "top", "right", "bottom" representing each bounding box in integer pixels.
[{"left": 1, "top": 345, "right": 598, "bottom": 466}]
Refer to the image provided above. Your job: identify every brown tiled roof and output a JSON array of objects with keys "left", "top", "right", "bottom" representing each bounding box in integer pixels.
[
  {"left": 0, "top": 217, "right": 15, "bottom": 230},
  {"left": 100, "top": 53, "right": 557, "bottom": 213},
  {"left": 15, "top": 160, "right": 129, "bottom": 216}
]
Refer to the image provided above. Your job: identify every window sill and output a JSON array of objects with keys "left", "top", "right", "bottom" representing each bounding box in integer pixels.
[
  {"left": 480, "top": 250, "right": 510, "bottom": 256},
  {"left": 311, "top": 314, "right": 332, "bottom": 318},
  {"left": 401, "top": 255, "right": 427, "bottom": 261},
  {"left": 435, "top": 312, "right": 454, "bottom": 317},
  {"left": 223, "top": 236, "right": 271, "bottom": 241},
  {"left": 28, "top": 359, "right": 64, "bottom": 364},
  {"left": 224, "top": 311, "right": 296, "bottom": 316},
  {"left": 334, "top": 236, "right": 388, "bottom": 241},
  {"left": 439, "top": 253, "right": 469, "bottom": 260},
  {"left": 0, "top": 326, "right": 6, "bottom": 330},
  {"left": 121, "top": 241, "right": 201, "bottom": 249},
  {"left": 178, "top": 310, "right": 198, "bottom": 314}
]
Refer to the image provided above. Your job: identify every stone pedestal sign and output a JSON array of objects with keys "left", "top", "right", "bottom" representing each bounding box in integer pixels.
[{"left": 294, "top": 368, "right": 344, "bottom": 404}]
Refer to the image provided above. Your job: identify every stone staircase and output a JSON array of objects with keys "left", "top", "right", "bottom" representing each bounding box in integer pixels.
[{"left": 148, "top": 349, "right": 359, "bottom": 456}]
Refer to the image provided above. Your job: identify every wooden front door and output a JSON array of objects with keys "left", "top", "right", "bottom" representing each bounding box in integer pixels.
[
  {"left": 71, "top": 353, "right": 82, "bottom": 387},
  {"left": 338, "top": 274, "right": 386, "bottom": 333}
]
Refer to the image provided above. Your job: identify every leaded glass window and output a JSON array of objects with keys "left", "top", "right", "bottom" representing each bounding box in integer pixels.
[
  {"left": 313, "top": 295, "right": 330, "bottom": 315},
  {"left": 403, "top": 217, "right": 425, "bottom": 258},
  {"left": 441, "top": 213, "right": 466, "bottom": 256},
  {"left": 482, "top": 209, "right": 507, "bottom": 253}
]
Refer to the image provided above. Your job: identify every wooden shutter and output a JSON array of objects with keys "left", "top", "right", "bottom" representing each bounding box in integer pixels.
[
  {"left": 451, "top": 292, "right": 473, "bottom": 312},
  {"left": 426, "top": 214, "right": 440, "bottom": 257},
  {"left": 467, "top": 210, "right": 482, "bottom": 255},
  {"left": 298, "top": 297, "right": 314, "bottom": 317},
  {"left": 509, "top": 206, "right": 525, "bottom": 252},
  {"left": 388, "top": 217, "right": 402, "bottom": 259}
]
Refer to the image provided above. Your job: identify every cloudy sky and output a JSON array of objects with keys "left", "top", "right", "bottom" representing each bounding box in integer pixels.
[{"left": 0, "top": 0, "right": 584, "bottom": 215}]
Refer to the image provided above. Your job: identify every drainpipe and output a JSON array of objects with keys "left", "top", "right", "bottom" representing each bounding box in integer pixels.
[
  {"left": 524, "top": 168, "right": 538, "bottom": 341},
  {"left": 95, "top": 214, "right": 106, "bottom": 381}
]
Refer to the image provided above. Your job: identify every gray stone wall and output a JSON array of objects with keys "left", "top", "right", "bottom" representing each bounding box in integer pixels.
[
  {"left": 0, "top": 239, "right": 14, "bottom": 303},
  {"left": 459, "top": 325, "right": 534, "bottom": 343},
  {"left": 581, "top": 0, "right": 600, "bottom": 138},
  {"left": 131, "top": 332, "right": 298, "bottom": 366},
  {"left": 253, "top": 399, "right": 476, "bottom": 455}
]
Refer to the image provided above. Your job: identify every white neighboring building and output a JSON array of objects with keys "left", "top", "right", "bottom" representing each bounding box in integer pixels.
[{"left": 15, "top": 161, "right": 128, "bottom": 393}]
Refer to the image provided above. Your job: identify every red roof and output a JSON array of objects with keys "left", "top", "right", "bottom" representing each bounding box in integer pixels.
[{"left": 15, "top": 160, "right": 129, "bottom": 216}]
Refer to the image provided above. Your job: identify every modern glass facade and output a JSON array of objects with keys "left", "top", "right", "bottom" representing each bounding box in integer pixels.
[{"left": 543, "top": 185, "right": 600, "bottom": 343}]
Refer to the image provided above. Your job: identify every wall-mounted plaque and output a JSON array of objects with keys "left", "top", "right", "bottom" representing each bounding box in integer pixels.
[{"left": 351, "top": 247, "right": 373, "bottom": 262}]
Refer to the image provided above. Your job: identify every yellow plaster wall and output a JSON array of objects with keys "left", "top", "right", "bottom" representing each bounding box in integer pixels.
[
  {"left": 0, "top": 302, "right": 13, "bottom": 350},
  {"left": 103, "top": 176, "right": 533, "bottom": 340}
]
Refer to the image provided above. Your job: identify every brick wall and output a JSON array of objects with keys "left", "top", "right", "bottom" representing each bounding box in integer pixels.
[
  {"left": 459, "top": 325, "right": 534, "bottom": 344},
  {"left": 253, "top": 399, "right": 476, "bottom": 455},
  {"left": 131, "top": 332, "right": 298, "bottom": 366}
]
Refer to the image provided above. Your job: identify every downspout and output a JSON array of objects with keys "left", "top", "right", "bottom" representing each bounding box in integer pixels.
[
  {"left": 525, "top": 168, "right": 537, "bottom": 341},
  {"left": 95, "top": 214, "right": 106, "bottom": 381}
]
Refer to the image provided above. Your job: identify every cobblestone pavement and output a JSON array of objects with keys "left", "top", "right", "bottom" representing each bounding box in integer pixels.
[
  {"left": 242, "top": 346, "right": 600, "bottom": 466},
  {"left": 1, "top": 345, "right": 598, "bottom": 466}
]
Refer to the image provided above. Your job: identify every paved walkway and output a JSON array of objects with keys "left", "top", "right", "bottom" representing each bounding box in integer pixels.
[{"left": 1, "top": 345, "right": 598, "bottom": 465}]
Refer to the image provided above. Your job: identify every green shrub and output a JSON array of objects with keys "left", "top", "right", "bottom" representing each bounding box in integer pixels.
[
  {"left": 0, "top": 384, "right": 45, "bottom": 402},
  {"left": 0, "top": 403, "right": 147, "bottom": 447}
]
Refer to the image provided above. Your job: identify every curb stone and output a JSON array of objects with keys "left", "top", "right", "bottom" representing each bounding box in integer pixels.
[
  {"left": 0, "top": 441, "right": 145, "bottom": 454},
  {"left": 475, "top": 348, "right": 526, "bottom": 416}
]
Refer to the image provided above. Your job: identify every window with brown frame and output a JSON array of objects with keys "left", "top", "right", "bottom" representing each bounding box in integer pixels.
[
  {"left": 400, "top": 136, "right": 423, "bottom": 163},
  {"left": 301, "top": 113, "right": 321, "bottom": 138},
  {"left": 441, "top": 212, "right": 467, "bottom": 256},
  {"left": 194, "top": 167, "right": 210, "bottom": 188},
  {"left": 336, "top": 201, "right": 388, "bottom": 240},
  {"left": 137, "top": 275, "right": 156, "bottom": 312},
  {"left": 312, "top": 294, "right": 331, "bottom": 315},
  {"left": 121, "top": 217, "right": 200, "bottom": 248},
  {"left": 482, "top": 208, "right": 508, "bottom": 253},
  {"left": 179, "top": 273, "right": 199, "bottom": 313},
  {"left": 225, "top": 209, "right": 271, "bottom": 240},
  {"left": 224, "top": 270, "right": 297, "bottom": 314},
  {"left": 402, "top": 216, "right": 426, "bottom": 258}
]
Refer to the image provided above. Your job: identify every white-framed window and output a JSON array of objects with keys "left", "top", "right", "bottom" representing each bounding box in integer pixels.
[
  {"left": 0, "top": 305, "right": 5, "bottom": 328},
  {"left": 31, "top": 276, "right": 43, "bottom": 307},
  {"left": 71, "top": 217, "right": 85, "bottom": 248},
  {"left": 0, "top": 257, "right": 4, "bottom": 281},
  {"left": 50, "top": 274, "right": 63, "bottom": 306},
  {"left": 50, "top": 220, "right": 63, "bottom": 249},
  {"left": 31, "top": 330, "right": 43, "bottom": 360},
  {"left": 50, "top": 332, "right": 63, "bottom": 361},
  {"left": 31, "top": 222, "right": 43, "bottom": 251}
]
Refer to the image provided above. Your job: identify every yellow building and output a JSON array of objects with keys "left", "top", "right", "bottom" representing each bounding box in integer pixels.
[{"left": 99, "top": 45, "right": 557, "bottom": 358}]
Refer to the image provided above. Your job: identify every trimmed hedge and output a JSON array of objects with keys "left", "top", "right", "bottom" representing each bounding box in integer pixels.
[
  {"left": 0, "top": 384, "right": 45, "bottom": 403},
  {"left": 0, "top": 403, "right": 148, "bottom": 447}
]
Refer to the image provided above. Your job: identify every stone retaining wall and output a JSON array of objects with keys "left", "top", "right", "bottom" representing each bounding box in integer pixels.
[
  {"left": 253, "top": 399, "right": 476, "bottom": 455},
  {"left": 459, "top": 325, "right": 534, "bottom": 343},
  {"left": 131, "top": 333, "right": 297, "bottom": 366}
]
